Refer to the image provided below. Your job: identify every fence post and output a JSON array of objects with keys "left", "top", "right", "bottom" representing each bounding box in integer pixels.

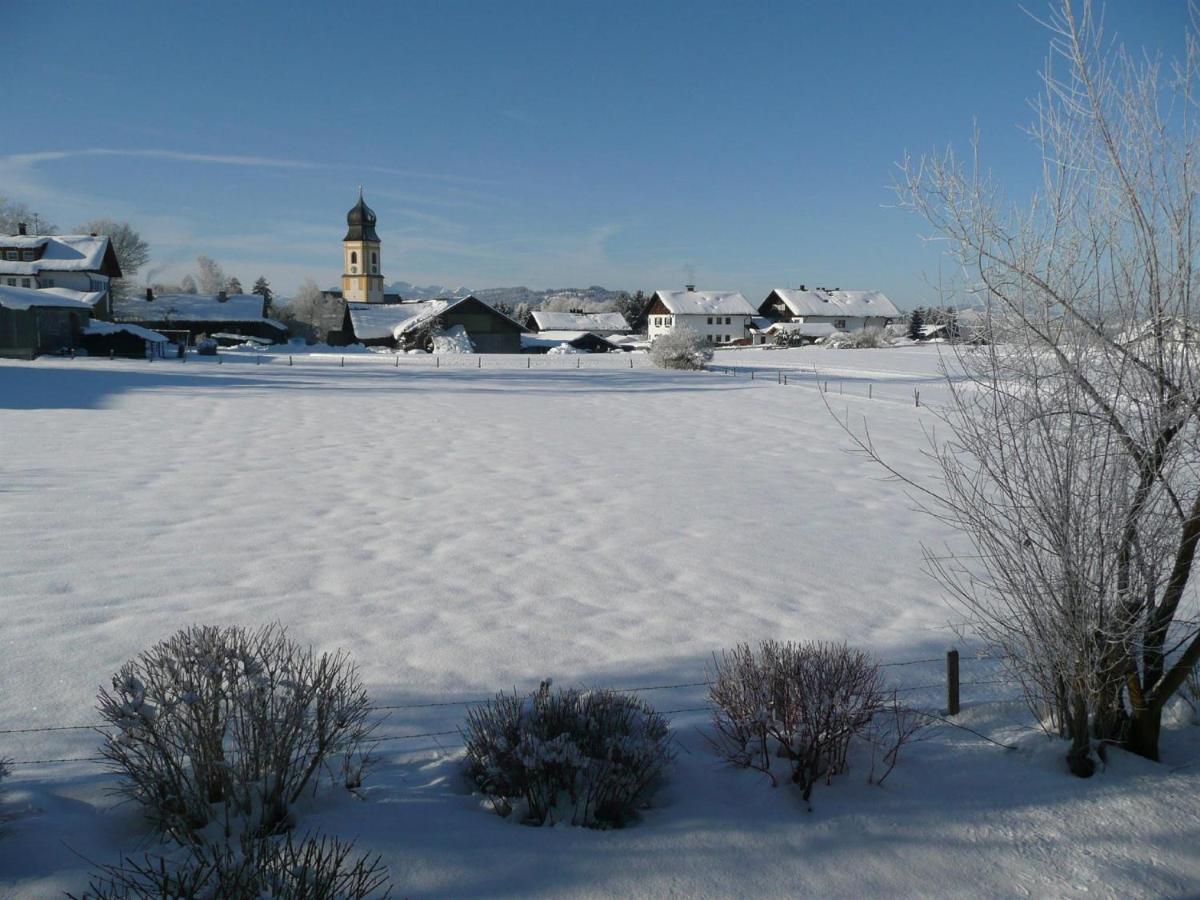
[
  {"left": 629, "top": 357, "right": 633, "bottom": 368},
  {"left": 947, "top": 648, "right": 960, "bottom": 716},
  {"left": 289, "top": 355, "right": 293, "bottom": 366},
  {"left": 395, "top": 354, "right": 399, "bottom": 367},
  {"left": 784, "top": 374, "right": 788, "bottom": 385},
  {"left": 527, "top": 356, "right": 530, "bottom": 369},
  {"left": 109, "top": 349, "right": 115, "bottom": 360},
  {"left": 256, "top": 355, "right": 260, "bottom": 366},
  {"left": 868, "top": 383, "right": 872, "bottom": 399},
  {"left": 436, "top": 356, "right": 440, "bottom": 369},
  {"left": 478, "top": 356, "right": 482, "bottom": 369},
  {"left": 915, "top": 389, "right": 920, "bottom": 407},
  {"left": 751, "top": 370, "right": 754, "bottom": 380},
  {"left": 340, "top": 356, "right": 344, "bottom": 368},
  {"left": 576, "top": 357, "right": 580, "bottom": 369}
]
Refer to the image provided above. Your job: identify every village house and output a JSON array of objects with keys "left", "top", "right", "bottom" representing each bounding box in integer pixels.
[
  {"left": 646, "top": 288, "right": 758, "bottom": 344},
  {"left": 112, "top": 289, "right": 288, "bottom": 345},
  {"left": 757, "top": 287, "right": 901, "bottom": 333},
  {"left": 0, "top": 225, "right": 123, "bottom": 319},
  {"left": 529, "top": 310, "right": 631, "bottom": 336},
  {"left": 343, "top": 295, "right": 525, "bottom": 353},
  {"left": 0, "top": 282, "right": 94, "bottom": 358}
]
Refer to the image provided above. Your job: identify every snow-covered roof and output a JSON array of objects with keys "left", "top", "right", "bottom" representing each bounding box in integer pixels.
[
  {"left": 39, "top": 287, "right": 107, "bottom": 307},
  {"left": 531, "top": 311, "right": 630, "bottom": 333},
  {"left": 0, "top": 234, "right": 114, "bottom": 276},
  {"left": 768, "top": 289, "right": 901, "bottom": 320},
  {"left": 347, "top": 300, "right": 455, "bottom": 340},
  {"left": 766, "top": 322, "right": 838, "bottom": 337},
  {"left": 113, "top": 293, "right": 271, "bottom": 324},
  {"left": 653, "top": 290, "right": 756, "bottom": 315},
  {"left": 0, "top": 283, "right": 96, "bottom": 311},
  {"left": 521, "top": 330, "right": 617, "bottom": 350},
  {"left": 84, "top": 320, "right": 168, "bottom": 342}
]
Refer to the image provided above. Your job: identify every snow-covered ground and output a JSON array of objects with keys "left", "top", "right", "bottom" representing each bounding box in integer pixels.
[{"left": 0, "top": 346, "right": 1197, "bottom": 897}]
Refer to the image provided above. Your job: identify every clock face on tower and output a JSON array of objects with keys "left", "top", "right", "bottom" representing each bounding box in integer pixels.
[{"left": 342, "top": 188, "right": 384, "bottom": 302}]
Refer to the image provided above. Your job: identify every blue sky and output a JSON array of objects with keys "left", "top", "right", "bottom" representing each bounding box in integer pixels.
[{"left": 1, "top": 1, "right": 1184, "bottom": 305}]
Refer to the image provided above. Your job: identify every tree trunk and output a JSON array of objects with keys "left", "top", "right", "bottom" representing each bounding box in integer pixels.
[{"left": 1124, "top": 705, "right": 1162, "bottom": 761}]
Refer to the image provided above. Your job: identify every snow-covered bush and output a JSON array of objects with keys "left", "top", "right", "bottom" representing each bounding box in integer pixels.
[
  {"left": 650, "top": 327, "right": 712, "bottom": 370},
  {"left": 97, "top": 624, "right": 376, "bottom": 843},
  {"left": 462, "top": 681, "right": 674, "bottom": 828},
  {"left": 71, "top": 831, "right": 391, "bottom": 900},
  {"left": 708, "top": 641, "right": 885, "bottom": 803},
  {"left": 546, "top": 342, "right": 582, "bottom": 355},
  {"left": 431, "top": 324, "right": 473, "bottom": 355},
  {"left": 825, "top": 327, "right": 891, "bottom": 349}
]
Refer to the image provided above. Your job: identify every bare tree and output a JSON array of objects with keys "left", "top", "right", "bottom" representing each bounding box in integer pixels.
[
  {"left": 79, "top": 219, "right": 150, "bottom": 298},
  {"left": 852, "top": 0, "right": 1200, "bottom": 772}
]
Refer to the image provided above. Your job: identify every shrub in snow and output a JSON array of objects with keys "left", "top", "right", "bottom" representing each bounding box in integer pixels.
[
  {"left": 649, "top": 327, "right": 712, "bottom": 370},
  {"left": 97, "top": 624, "right": 376, "bottom": 843},
  {"left": 431, "top": 324, "right": 474, "bottom": 355},
  {"left": 71, "top": 831, "right": 391, "bottom": 900},
  {"left": 546, "top": 342, "right": 582, "bottom": 355},
  {"left": 825, "top": 327, "right": 891, "bottom": 350},
  {"left": 462, "top": 681, "right": 674, "bottom": 828},
  {"left": 708, "top": 641, "right": 885, "bottom": 803}
]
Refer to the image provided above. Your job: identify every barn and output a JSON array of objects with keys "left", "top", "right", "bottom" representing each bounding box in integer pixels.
[
  {"left": 343, "top": 296, "right": 525, "bottom": 352},
  {"left": 112, "top": 290, "right": 288, "bottom": 345},
  {"left": 0, "top": 283, "right": 93, "bottom": 359}
]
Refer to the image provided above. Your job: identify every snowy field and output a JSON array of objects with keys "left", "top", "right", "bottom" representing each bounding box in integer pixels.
[{"left": 0, "top": 345, "right": 1198, "bottom": 898}]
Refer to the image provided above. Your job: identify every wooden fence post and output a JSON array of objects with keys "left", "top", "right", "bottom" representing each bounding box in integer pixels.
[
  {"left": 947, "top": 648, "right": 960, "bottom": 716},
  {"left": 340, "top": 356, "right": 344, "bottom": 367},
  {"left": 915, "top": 389, "right": 921, "bottom": 407},
  {"left": 478, "top": 356, "right": 482, "bottom": 368},
  {"left": 868, "top": 383, "right": 872, "bottom": 399},
  {"left": 289, "top": 355, "right": 293, "bottom": 366}
]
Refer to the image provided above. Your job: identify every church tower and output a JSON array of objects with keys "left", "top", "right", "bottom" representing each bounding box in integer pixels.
[{"left": 342, "top": 187, "right": 384, "bottom": 302}]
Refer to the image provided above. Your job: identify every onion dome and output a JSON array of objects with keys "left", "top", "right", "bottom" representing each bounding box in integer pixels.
[{"left": 344, "top": 187, "right": 380, "bottom": 242}]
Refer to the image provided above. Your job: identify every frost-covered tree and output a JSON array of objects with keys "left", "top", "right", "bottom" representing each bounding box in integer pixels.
[
  {"left": 848, "top": 0, "right": 1200, "bottom": 772},
  {"left": 512, "top": 301, "right": 533, "bottom": 328},
  {"left": 0, "top": 195, "right": 54, "bottom": 235},
  {"left": 650, "top": 326, "right": 712, "bottom": 370},
  {"left": 277, "top": 278, "right": 328, "bottom": 341},
  {"left": 196, "top": 255, "right": 227, "bottom": 295},
  {"left": 225, "top": 276, "right": 243, "bottom": 295}
]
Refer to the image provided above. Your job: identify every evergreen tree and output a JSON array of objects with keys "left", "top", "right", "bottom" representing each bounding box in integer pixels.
[
  {"left": 251, "top": 276, "right": 273, "bottom": 303},
  {"left": 225, "top": 276, "right": 243, "bottom": 294},
  {"left": 907, "top": 307, "right": 925, "bottom": 341}
]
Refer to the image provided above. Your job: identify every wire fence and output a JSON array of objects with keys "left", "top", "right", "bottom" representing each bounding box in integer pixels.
[{"left": 1, "top": 651, "right": 1022, "bottom": 769}]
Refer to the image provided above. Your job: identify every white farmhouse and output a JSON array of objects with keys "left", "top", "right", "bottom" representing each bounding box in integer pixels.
[
  {"left": 0, "top": 225, "right": 123, "bottom": 318},
  {"left": 758, "top": 288, "right": 900, "bottom": 333},
  {"left": 646, "top": 288, "right": 758, "bottom": 344}
]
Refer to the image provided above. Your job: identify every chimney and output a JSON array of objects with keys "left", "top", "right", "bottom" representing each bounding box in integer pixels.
[
  {"left": 17, "top": 223, "right": 26, "bottom": 236},
  {"left": 145, "top": 287, "right": 154, "bottom": 301},
  {"left": 799, "top": 283, "right": 806, "bottom": 291},
  {"left": 217, "top": 290, "right": 228, "bottom": 303},
  {"left": 685, "top": 284, "right": 696, "bottom": 292}
]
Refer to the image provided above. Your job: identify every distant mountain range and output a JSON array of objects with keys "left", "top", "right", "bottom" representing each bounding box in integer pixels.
[{"left": 384, "top": 282, "right": 632, "bottom": 310}]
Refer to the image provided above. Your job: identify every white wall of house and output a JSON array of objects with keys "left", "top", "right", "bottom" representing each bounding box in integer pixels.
[
  {"left": 647, "top": 313, "right": 750, "bottom": 343},
  {"left": 790, "top": 314, "right": 891, "bottom": 333}
]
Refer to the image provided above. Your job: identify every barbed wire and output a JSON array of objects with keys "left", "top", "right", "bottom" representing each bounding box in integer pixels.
[{"left": 0, "top": 656, "right": 1010, "bottom": 749}]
